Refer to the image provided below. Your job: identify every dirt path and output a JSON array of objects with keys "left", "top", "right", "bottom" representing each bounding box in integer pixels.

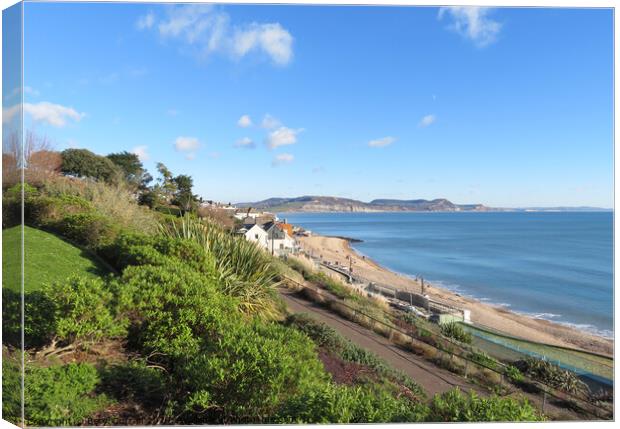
[{"left": 279, "top": 288, "right": 481, "bottom": 397}]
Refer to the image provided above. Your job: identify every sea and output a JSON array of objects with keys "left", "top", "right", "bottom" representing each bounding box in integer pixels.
[{"left": 278, "top": 211, "right": 614, "bottom": 339}]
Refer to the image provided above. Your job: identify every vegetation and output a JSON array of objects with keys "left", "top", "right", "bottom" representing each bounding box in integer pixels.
[
  {"left": 440, "top": 322, "right": 473, "bottom": 344},
  {"left": 2, "top": 225, "right": 110, "bottom": 292},
  {"left": 514, "top": 357, "right": 590, "bottom": 395},
  {"left": 159, "top": 215, "right": 282, "bottom": 319},
  {"left": 427, "top": 389, "right": 544, "bottom": 422},
  {"left": 61, "top": 148, "right": 122, "bottom": 185},
  {"left": 468, "top": 351, "right": 500, "bottom": 370},
  {"left": 2, "top": 137, "right": 562, "bottom": 425},
  {"left": 106, "top": 151, "right": 152, "bottom": 191},
  {"left": 2, "top": 353, "right": 111, "bottom": 426},
  {"left": 285, "top": 313, "right": 425, "bottom": 398}
]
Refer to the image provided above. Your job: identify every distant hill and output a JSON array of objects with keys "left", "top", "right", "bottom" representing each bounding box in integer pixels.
[{"left": 237, "top": 196, "right": 491, "bottom": 212}]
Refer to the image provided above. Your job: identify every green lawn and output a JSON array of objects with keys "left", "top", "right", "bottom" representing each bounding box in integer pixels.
[{"left": 2, "top": 225, "right": 111, "bottom": 292}]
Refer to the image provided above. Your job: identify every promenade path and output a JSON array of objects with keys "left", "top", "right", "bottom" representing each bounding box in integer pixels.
[
  {"left": 279, "top": 287, "right": 479, "bottom": 397},
  {"left": 279, "top": 287, "right": 588, "bottom": 420}
]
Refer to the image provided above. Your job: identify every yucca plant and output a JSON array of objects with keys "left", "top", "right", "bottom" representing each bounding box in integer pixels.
[
  {"left": 159, "top": 215, "right": 282, "bottom": 319},
  {"left": 514, "top": 357, "right": 589, "bottom": 396}
]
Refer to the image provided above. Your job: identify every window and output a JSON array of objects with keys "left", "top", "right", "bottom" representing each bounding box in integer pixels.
[{"left": 255, "top": 234, "right": 259, "bottom": 239}]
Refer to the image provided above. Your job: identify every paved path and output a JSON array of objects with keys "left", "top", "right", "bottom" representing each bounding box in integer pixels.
[
  {"left": 280, "top": 288, "right": 592, "bottom": 420},
  {"left": 279, "top": 288, "right": 481, "bottom": 397}
]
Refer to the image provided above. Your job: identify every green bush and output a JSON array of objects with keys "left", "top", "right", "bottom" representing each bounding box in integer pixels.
[
  {"left": 56, "top": 211, "right": 118, "bottom": 248},
  {"left": 25, "top": 362, "right": 110, "bottom": 426},
  {"left": 2, "top": 349, "right": 22, "bottom": 425},
  {"left": 181, "top": 321, "right": 329, "bottom": 422},
  {"left": 440, "top": 322, "right": 473, "bottom": 344},
  {"left": 99, "top": 360, "right": 169, "bottom": 414},
  {"left": 505, "top": 365, "right": 524, "bottom": 383},
  {"left": 39, "top": 276, "right": 127, "bottom": 352},
  {"left": 468, "top": 351, "right": 499, "bottom": 370},
  {"left": 3, "top": 289, "right": 57, "bottom": 349},
  {"left": 427, "top": 389, "right": 544, "bottom": 422},
  {"left": 274, "top": 382, "right": 428, "bottom": 423}
]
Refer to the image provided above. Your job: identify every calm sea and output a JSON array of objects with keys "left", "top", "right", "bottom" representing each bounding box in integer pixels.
[{"left": 279, "top": 212, "right": 614, "bottom": 338}]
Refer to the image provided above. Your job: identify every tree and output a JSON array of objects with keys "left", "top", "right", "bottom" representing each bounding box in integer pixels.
[
  {"left": 173, "top": 174, "right": 197, "bottom": 211},
  {"left": 61, "top": 149, "right": 121, "bottom": 184},
  {"left": 155, "top": 162, "right": 177, "bottom": 203},
  {"left": 3, "top": 131, "right": 61, "bottom": 187},
  {"left": 106, "top": 151, "right": 152, "bottom": 190}
]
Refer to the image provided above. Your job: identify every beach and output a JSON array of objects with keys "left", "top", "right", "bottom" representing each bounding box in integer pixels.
[{"left": 297, "top": 234, "right": 613, "bottom": 357}]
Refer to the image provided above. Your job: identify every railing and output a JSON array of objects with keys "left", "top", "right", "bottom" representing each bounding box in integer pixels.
[{"left": 281, "top": 275, "right": 613, "bottom": 420}]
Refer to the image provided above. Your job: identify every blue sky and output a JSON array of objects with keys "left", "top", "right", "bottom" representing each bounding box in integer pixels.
[{"left": 6, "top": 3, "right": 614, "bottom": 207}]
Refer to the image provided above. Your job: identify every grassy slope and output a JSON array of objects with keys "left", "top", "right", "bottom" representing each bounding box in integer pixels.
[{"left": 2, "top": 225, "right": 111, "bottom": 292}]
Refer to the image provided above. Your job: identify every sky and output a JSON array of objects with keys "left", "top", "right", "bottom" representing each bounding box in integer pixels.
[{"left": 3, "top": 2, "right": 614, "bottom": 207}]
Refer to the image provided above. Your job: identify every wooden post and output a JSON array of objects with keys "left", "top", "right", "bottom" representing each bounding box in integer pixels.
[
  {"left": 421, "top": 277, "right": 425, "bottom": 295},
  {"left": 542, "top": 391, "right": 547, "bottom": 414}
]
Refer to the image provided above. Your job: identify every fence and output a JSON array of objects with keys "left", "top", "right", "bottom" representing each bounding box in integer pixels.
[
  {"left": 282, "top": 275, "right": 613, "bottom": 420},
  {"left": 461, "top": 323, "right": 614, "bottom": 387}
]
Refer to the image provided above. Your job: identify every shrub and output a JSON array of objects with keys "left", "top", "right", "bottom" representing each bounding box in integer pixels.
[
  {"left": 160, "top": 215, "right": 282, "bottom": 319},
  {"left": 43, "top": 176, "right": 158, "bottom": 235},
  {"left": 468, "top": 351, "right": 499, "bottom": 370},
  {"left": 25, "top": 362, "right": 110, "bottom": 426},
  {"left": 2, "top": 349, "right": 22, "bottom": 425},
  {"left": 505, "top": 365, "right": 524, "bottom": 383},
  {"left": 38, "top": 276, "right": 127, "bottom": 354},
  {"left": 427, "top": 389, "right": 544, "bottom": 422},
  {"left": 98, "top": 360, "right": 169, "bottom": 416},
  {"left": 56, "top": 211, "right": 118, "bottom": 248},
  {"left": 274, "top": 382, "right": 428, "bottom": 423},
  {"left": 514, "top": 357, "right": 589, "bottom": 395},
  {"left": 180, "top": 321, "right": 330, "bottom": 422},
  {"left": 3, "top": 289, "right": 57, "bottom": 349},
  {"left": 440, "top": 322, "right": 473, "bottom": 344}
]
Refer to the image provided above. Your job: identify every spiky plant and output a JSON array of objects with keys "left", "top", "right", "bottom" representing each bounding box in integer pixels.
[{"left": 159, "top": 215, "right": 282, "bottom": 319}]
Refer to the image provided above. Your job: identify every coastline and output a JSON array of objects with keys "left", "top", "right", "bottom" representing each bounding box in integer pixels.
[{"left": 296, "top": 234, "right": 613, "bottom": 357}]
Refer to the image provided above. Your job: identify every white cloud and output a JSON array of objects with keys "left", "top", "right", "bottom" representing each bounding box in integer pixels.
[
  {"left": 419, "top": 114, "right": 436, "bottom": 127},
  {"left": 266, "top": 126, "right": 302, "bottom": 149},
  {"left": 232, "top": 23, "right": 293, "bottom": 66},
  {"left": 136, "top": 11, "right": 155, "bottom": 30},
  {"left": 272, "top": 153, "right": 294, "bottom": 166},
  {"left": 261, "top": 113, "right": 281, "bottom": 129},
  {"left": 368, "top": 136, "right": 396, "bottom": 148},
  {"left": 234, "top": 137, "right": 255, "bottom": 149},
  {"left": 237, "top": 114, "right": 252, "bottom": 127},
  {"left": 132, "top": 145, "right": 150, "bottom": 161},
  {"left": 146, "top": 5, "right": 294, "bottom": 65},
  {"left": 17, "top": 101, "right": 85, "bottom": 127},
  {"left": 174, "top": 136, "right": 200, "bottom": 152},
  {"left": 438, "top": 7, "right": 502, "bottom": 48}
]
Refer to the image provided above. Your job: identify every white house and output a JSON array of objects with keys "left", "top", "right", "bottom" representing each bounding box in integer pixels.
[
  {"left": 239, "top": 222, "right": 297, "bottom": 256},
  {"left": 242, "top": 224, "right": 269, "bottom": 247}
]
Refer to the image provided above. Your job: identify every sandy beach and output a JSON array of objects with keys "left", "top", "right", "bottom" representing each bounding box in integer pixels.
[{"left": 297, "top": 235, "right": 613, "bottom": 357}]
